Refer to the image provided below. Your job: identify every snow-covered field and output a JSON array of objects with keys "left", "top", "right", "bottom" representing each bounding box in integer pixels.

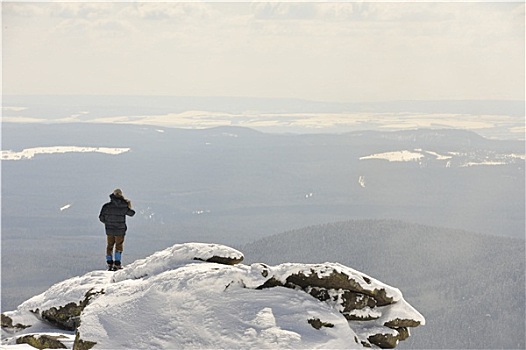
[
  {"left": 360, "top": 150, "right": 425, "bottom": 162},
  {"left": 1, "top": 243, "right": 424, "bottom": 350},
  {"left": 1, "top": 146, "right": 130, "bottom": 160},
  {"left": 359, "top": 149, "right": 524, "bottom": 167},
  {"left": 3, "top": 107, "right": 524, "bottom": 140},
  {"left": 3, "top": 145, "right": 522, "bottom": 169}
]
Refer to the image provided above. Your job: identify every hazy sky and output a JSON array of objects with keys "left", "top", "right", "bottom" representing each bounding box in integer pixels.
[{"left": 2, "top": 1, "right": 524, "bottom": 103}]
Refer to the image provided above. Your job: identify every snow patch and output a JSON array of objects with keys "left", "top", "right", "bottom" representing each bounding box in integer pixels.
[
  {"left": 111, "top": 243, "right": 244, "bottom": 282},
  {"left": 1, "top": 146, "right": 130, "bottom": 160},
  {"left": 461, "top": 161, "right": 507, "bottom": 167},
  {"left": 358, "top": 176, "right": 366, "bottom": 188},
  {"left": 2, "top": 106, "right": 27, "bottom": 112},
  {"left": 417, "top": 149, "right": 452, "bottom": 160},
  {"left": 507, "top": 153, "right": 525, "bottom": 160},
  {"left": 360, "top": 150, "right": 424, "bottom": 162},
  {"left": 59, "top": 204, "right": 72, "bottom": 211},
  {"left": 359, "top": 149, "right": 522, "bottom": 167},
  {"left": 192, "top": 209, "right": 211, "bottom": 215}
]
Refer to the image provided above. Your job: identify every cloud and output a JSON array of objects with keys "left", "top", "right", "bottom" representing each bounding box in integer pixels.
[
  {"left": 2, "top": 2, "right": 524, "bottom": 101},
  {"left": 253, "top": 3, "right": 321, "bottom": 20},
  {"left": 52, "top": 17, "right": 136, "bottom": 40},
  {"left": 2, "top": 2, "right": 48, "bottom": 17},
  {"left": 132, "top": 2, "right": 214, "bottom": 21},
  {"left": 50, "top": 2, "right": 116, "bottom": 19}
]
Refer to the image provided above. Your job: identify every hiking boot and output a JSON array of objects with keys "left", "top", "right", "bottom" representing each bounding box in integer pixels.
[
  {"left": 114, "top": 261, "right": 123, "bottom": 270},
  {"left": 107, "top": 260, "right": 115, "bottom": 271}
]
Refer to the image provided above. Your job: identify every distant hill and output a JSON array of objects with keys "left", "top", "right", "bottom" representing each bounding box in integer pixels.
[
  {"left": 2, "top": 123, "right": 524, "bottom": 241},
  {"left": 240, "top": 219, "right": 526, "bottom": 349},
  {"left": 3, "top": 95, "right": 524, "bottom": 116},
  {"left": 2, "top": 124, "right": 524, "bottom": 312}
]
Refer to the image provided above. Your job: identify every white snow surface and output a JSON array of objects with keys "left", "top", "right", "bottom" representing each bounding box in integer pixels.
[
  {"left": 360, "top": 150, "right": 424, "bottom": 162},
  {"left": 59, "top": 204, "right": 72, "bottom": 211},
  {"left": 358, "top": 175, "right": 366, "bottom": 188},
  {"left": 1, "top": 146, "right": 130, "bottom": 160},
  {"left": 112, "top": 242, "right": 244, "bottom": 282},
  {"left": 359, "top": 149, "right": 524, "bottom": 167},
  {"left": 2, "top": 243, "right": 424, "bottom": 350}
]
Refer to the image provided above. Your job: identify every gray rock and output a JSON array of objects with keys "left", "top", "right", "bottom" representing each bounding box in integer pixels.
[
  {"left": 16, "top": 334, "right": 67, "bottom": 349},
  {"left": 368, "top": 328, "right": 409, "bottom": 349},
  {"left": 193, "top": 255, "right": 244, "bottom": 265},
  {"left": 73, "top": 330, "right": 97, "bottom": 350},
  {"left": 308, "top": 317, "right": 334, "bottom": 330},
  {"left": 39, "top": 288, "right": 104, "bottom": 331},
  {"left": 255, "top": 265, "right": 422, "bottom": 349},
  {"left": 1, "top": 313, "right": 30, "bottom": 330},
  {"left": 285, "top": 269, "right": 394, "bottom": 306}
]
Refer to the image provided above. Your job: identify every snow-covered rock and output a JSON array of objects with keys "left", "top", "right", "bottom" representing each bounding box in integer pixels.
[
  {"left": 1, "top": 243, "right": 424, "bottom": 349},
  {"left": 112, "top": 242, "right": 244, "bottom": 282}
]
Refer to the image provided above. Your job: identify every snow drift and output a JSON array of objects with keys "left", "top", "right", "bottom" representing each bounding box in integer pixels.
[{"left": 1, "top": 243, "right": 424, "bottom": 349}]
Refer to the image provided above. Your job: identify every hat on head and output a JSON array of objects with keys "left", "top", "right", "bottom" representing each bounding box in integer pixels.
[{"left": 113, "top": 188, "right": 123, "bottom": 197}]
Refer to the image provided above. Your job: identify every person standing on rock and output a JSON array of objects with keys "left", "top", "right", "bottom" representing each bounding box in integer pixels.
[{"left": 99, "top": 188, "right": 136, "bottom": 271}]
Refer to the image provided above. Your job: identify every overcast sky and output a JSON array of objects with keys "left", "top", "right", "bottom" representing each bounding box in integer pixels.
[{"left": 2, "top": 1, "right": 524, "bottom": 103}]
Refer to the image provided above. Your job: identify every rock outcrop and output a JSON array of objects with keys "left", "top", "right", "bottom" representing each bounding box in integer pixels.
[
  {"left": 16, "top": 334, "right": 67, "bottom": 349},
  {"left": 1, "top": 314, "right": 30, "bottom": 331},
  {"left": 1, "top": 243, "right": 424, "bottom": 349},
  {"left": 72, "top": 331, "right": 96, "bottom": 350},
  {"left": 254, "top": 262, "right": 423, "bottom": 348},
  {"left": 35, "top": 288, "right": 104, "bottom": 331}
]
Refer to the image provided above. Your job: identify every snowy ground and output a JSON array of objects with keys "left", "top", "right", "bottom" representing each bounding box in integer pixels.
[
  {"left": 1, "top": 243, "right": 424, "bottom": 350},
  {"left": 3, "top": 109, "right": 524, "bottom": 140},
  {"left": 359, "top": 149, "right": 524, "bottom": 167},
  {"left": 1, "top": 146, "right": 130, "bottom": 160}
]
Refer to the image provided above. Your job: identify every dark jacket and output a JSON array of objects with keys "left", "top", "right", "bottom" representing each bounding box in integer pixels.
[{"left": 99, "top": 194, "right": 136, "bottom": 236}]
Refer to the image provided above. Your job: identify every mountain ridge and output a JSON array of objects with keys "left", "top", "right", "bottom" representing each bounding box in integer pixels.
[{"left": 4, "top": 95, "right": 524, "bottom": 116}]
